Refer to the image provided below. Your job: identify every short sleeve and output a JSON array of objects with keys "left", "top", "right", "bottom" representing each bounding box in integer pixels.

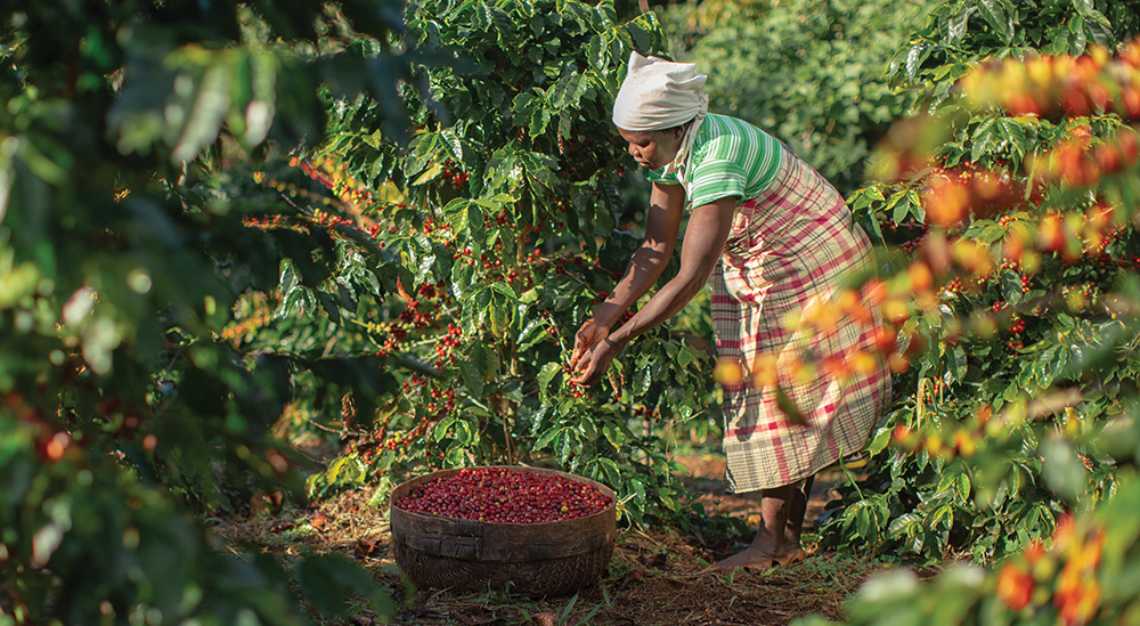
[
  {"left": 686, "top": 148, "right": 748, "bottom": 208},
  {"left": 645, "top": 165, "right": 682, "bottom": 186}
]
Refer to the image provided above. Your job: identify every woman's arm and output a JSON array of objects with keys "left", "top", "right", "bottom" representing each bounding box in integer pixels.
[
  {"left": 593, "top": 182, "right": 686, "bottom": 328},
  {"left": 571, "top": 196, "right": 737, "bottom": 385},
  {"left": 606, "top": 196, "right": 737, "bottom": 346},
  {"left": 568, "top": 182, "right": 685, "bottom": 372}
]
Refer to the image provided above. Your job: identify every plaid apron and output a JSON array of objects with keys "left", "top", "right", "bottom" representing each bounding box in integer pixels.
[{"left": 711, "top": 152, "right": 892, "bottom": 493}]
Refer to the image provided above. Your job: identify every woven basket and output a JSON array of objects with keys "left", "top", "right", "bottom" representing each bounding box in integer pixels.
[{"left": 389, "top": 466, "right": 616, "bottom": 597}]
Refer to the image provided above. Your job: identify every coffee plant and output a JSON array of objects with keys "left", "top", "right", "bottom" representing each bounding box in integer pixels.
[
  {"left": 814, "top": 0, "right": 1140, "bottom": 567},
  {"left": 0, "top": 1, "right": 434, "bottom": 623},
  {"left": 240, "top": 1, "right": 717, "bottom": 525},
  {"left": 795, "top": 475, "right": 1140, "bottom": 626},
  {"left": 768, "top": 5, "right": 1140, "bottom": 619}
]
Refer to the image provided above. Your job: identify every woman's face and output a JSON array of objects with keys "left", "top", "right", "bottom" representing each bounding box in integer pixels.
[{"left": 618, "top": 126, "right": 684, "bottom": 170}]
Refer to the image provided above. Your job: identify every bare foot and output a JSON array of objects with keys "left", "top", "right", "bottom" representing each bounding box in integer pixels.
[
  {"left": 713, "top": 543, "right": 804, "bottom": 571},
  {"left": 713, "top": 522, "right": 805, "bottom": 571}
]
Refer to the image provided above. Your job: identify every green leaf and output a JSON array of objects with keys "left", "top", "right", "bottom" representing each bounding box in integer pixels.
[
  {"left": 886, "top": 190, "right": 910, "bottom": 224},
  {"left": 957, "top": 472, "right": 972, "bottom": 503},
  {"left": 1068, "top": 14, "right": 1087, "bottom": 53},
  {"left": 947, "top": 7, "right": 972, "bottom": 42},
  {"left": 516, "top": 317, "right": 549, "bottom": 351},
  {"left": 595, "top": 457, "right": 622, "bottom": 488},
  {"left": 904, "top": 44, "right": 929, "bottom": 81},
  {"left": 929, "top": 503, "right": 954, "bottom": 529},
  {"left": 947, "top": 346, "right": 968, "bottom": 385},
  {"left": 867, "top": 426, "right": 892, "bottom": 456},
  {"left": 1000, "top": 270, "right": 1025, "bottom": 304},
  {"left": 602, "top": 422, "right": 626, "bottom": 448},
  {"left": 433, "top": 416, "right": 459, "bottom": 442},
  {"left": 471, "top": 343, "right": 499, "bottom": 381},
  {"left": 490, "top": 282, "right": 518, "bottom": 301},
  {"left": 538, "top": 361, "right": 562, "bottom": 401},
  {"left": 970, "top": 117, "right": 997, "bottom": 163},
  {"left": 633, "top": 359, "right": 653, "bottom": 396},
  {"left": 975, "top": 0, "right": 1014, "bottom": 44},
  {"left": 676, "top": 344, "right": 697, "bottom": 369},
  {"left": 412, "top": 162, "right": 444, "bottom": 185}
]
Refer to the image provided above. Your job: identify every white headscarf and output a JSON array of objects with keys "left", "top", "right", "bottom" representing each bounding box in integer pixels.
[{"left": 612, "top": 51, "right": 709, "bottom": 178}]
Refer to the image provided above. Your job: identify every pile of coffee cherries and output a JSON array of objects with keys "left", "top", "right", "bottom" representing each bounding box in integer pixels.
[{"left": 395, "top": 467, "right": 612, "bottom": 524}]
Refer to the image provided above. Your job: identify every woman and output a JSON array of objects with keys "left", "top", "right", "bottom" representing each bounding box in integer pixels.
[{"left": 569, "top": 52, "right": 892, "bottom": 570}]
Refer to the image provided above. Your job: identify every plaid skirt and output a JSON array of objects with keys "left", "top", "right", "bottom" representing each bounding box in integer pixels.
[{"left": 711, "top": 152, "right": 892, "bottom": 493}]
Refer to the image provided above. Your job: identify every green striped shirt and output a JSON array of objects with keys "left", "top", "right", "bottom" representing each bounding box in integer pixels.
[{"left": 645, "top": 113, "right": 784, "bottom": 209}]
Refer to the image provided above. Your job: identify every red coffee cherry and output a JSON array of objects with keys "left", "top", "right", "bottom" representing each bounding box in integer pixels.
[{"left": 395, "top": 467, "right": 611, "bottom": 524}]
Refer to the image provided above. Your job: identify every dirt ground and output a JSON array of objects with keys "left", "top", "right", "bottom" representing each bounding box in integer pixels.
[{"left": 215, "top": 455, "right": 883, "bottom": 626}]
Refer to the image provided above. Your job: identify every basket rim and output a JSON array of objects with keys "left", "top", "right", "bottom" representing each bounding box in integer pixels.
[{"left": 389, "top": 464, "right": 617, "bottom": 529}]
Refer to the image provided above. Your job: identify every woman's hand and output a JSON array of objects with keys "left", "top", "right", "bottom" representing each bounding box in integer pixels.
[
  {"left": 570, "top": 336, "right": 623, "bottom": 386},
  {"left": 568, "top": 318, "right": 612, "bottom": 371}
]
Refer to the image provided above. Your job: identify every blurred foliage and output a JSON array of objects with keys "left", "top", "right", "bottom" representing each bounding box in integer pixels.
[
  {"left": 0, "top": 1, "right": 430, "bottom": 623},
  {"left": 785, "top": 4, "right": 1140, "bottom": 624},
  {"left": 890, "top": 0, "right": 1140, "bottom": 108},
  {"left": 817, "top": 0, "right": 1140, "bottom": 565},
  {"left": 660, "top": 0, "right": 930, "bottom": 193},
  {"left": 797, "top": 460, "right": 1140, "bottom": 626},
  {"left": 658, "top": 0, "right": 767, "bottom": 46}
]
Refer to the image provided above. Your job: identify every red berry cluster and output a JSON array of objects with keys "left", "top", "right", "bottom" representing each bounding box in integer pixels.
[
  {"left": 241, "top": 214, "right": 309, "bottom": 234},
  {"left": 378, "top": 415, "right": 431, "bottom": 453},
  {"left": 308, "top": 208, "right": 355, "bottom": 232},
  {"left": 397, "top": 295, "right": 435, "bottom": 330},
  {"left": 966, "top": 41, "right": 1140, "bottom": 121},
  {"left": 365, "top": 372, "right": 446, "bottom": 455},
  {"left": 433, "top": 323, "right": 463, "bottom": 369},
  {"left": 1037, "top": 126, "right": 1139, "bottom": 189},
  {"left": 1010, "top": 317, "right": 1026, "bottom": 335},
  {"left": 426, "top": 385, "right": 456, "bottom": 416},
  {"left": 395, "top": 468, "right": 612, "bottom": 524},
  {"left": 373, "top": 322, "right": 407, "bottom": 358},
  {"left": 366, "top": 281, "right": 449, "bottom": 359},
  {"left": 296, "top": 158, "right": 335, "bottom": 189},
  {"left": 292, "top": 156, "right": 378, "bottom": 209},
  {"left": 441, "top": 160, "right": 469, "bottom": 188},
  {"left": 453, "top": 246, "right": 475, "bottom": 266},
  {"left": 1004, "top": 316, "right": 1026, "bottom": 351},
  {"left": 220, "top": 308, "right": 272, "bottom": 342},
  {"left": 420, "top": 216, "right": 453, "bottom": 238},
  {"left": 400, "top": 374, "right": 429, "bottom": 395},
  {"left": 481, "top": 253, "right": 503, "bottom": 272}
]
